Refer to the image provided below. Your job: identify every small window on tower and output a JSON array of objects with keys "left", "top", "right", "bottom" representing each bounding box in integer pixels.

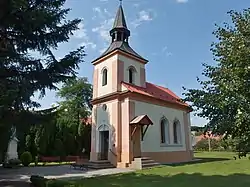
[
  {"left": 128, "top": 66, "right": 136, "bottom": 84},
  {"left": 117, "top": 33, "right": 122, "bottom": 41},
  {"left": 102, "top": 68, "right": 108, "bottom": 86}
]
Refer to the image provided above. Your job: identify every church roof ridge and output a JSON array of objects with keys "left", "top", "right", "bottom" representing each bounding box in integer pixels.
[{"left": 121, "top": 81, "right": 189, "bottom": 108}]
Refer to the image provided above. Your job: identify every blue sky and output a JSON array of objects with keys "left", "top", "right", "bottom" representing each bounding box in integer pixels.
[{"left": 33, "top": 0, "right": 250, "bottom": 126}]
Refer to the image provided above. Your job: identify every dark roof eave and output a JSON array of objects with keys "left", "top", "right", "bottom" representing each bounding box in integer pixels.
[{"left": 92, "top": 48, "right": 148, "bottom": 64}]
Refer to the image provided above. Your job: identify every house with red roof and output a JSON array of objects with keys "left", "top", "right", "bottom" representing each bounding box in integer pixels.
[{"left": 89, "top": 2, "right": 193, "bottom": 169}]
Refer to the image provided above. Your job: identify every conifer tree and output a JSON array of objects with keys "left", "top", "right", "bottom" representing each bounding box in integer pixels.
[{"left": 0, "top": 0, "right": 85, "bottom": 161}]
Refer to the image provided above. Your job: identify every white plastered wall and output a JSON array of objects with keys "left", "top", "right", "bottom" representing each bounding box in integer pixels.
[
  {"left": 133, "top": 100, "right": 187, "bottom": 152},
  {"left": 118, "top": 55, "right": 145, "bottom": 87},
  {"left": 95, "top": 55, "right": 118, "bottom": 98},
  {"left": 93, "top": 100, "right": 118, "bottom": 153},
  {"left": 187, "top": 112, "right": 193, "bottom": 150}
]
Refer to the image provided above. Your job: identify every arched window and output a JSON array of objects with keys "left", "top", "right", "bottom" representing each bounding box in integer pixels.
[
  {"left": 173, "top": 120, "right": 181, "bottom": 144},
  {"left": 160, "top": 117, "right": 169, "bottom": 144},
  {"left": 128, "top": 66, "right": 136, "bottom": 84},
  {"left": 102, "top": 68, "right": 107, "bottom": 86}
]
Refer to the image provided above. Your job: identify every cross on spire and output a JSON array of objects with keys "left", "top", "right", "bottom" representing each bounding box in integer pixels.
[{"left": 119, "top": 0, "right": 122, "bottom": 6}]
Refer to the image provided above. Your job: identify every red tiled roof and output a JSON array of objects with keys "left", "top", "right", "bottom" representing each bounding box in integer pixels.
[
  {"left": 122, "top": 81, "right": 189, "bottom": 107},
  {"left": 130, "top": 115, "right": 153, "bottom": 125}
]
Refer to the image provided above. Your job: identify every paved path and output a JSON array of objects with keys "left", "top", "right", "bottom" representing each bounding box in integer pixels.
[{"left": 0, "top": 165, "right": 134, "bottom": 186}]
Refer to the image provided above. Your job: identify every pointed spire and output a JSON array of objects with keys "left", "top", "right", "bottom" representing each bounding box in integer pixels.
[
  {"left": 109, "top": 1, "right": 130, "bottom": 42},
  {"left": 112, "top": 3, "right": 128, "bottom": 29},
  {"left": 92, "top": 0, "right": 148, "bottom": 64}
]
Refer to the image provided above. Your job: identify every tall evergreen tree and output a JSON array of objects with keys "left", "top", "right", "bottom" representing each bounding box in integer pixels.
[{"left": 0, "top": 0, "right": 85, "bottom": 161}]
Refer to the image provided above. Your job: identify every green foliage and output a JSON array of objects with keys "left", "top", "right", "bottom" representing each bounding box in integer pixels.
[
  {"left": 0, "top": 0, "right": 85, "bottom": 161},
  {"left": 195, "top": 131, "right": 204, "bottom": 136},
  {"left": 47, "top": 180, "right": 66, "bottom": 187},
  {"left": 8, "top": 158, "right": 21, "bottom": 166},
  {"left": 54, "top": 139, "right": 65, "bottom": 157},
  {"left": 191, "top": 126, "right": 205, "bottom": 132},
  {"left": 3, "top": 158, "right": 21, "bottom": 168},
  {"left": 17, "top": 78, "right": 93, "bottom": 158},
  {"left": 194, "top": 138, "right": 223, "bottom": 151},
  {"left": 183, "top": 9, "right": 250, "bottom": 154},
  {"left": 0, "top": 126, "right": 12, "bottom": 163},
  {"left": 34, "top": 156, "right": 39, "bottom": 166},
  {"left": 220, "top": 137, "right": 238, "bottom": 151},
  {"left": 56, "top": 77, "right": 93, "bottom": 126},
  {"left": 20, "top": 151, "right": 32, "bottom": 166}
]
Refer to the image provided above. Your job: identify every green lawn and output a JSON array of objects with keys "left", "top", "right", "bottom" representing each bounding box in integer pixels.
[{"left": 48, "top": 152, "right": 250, "bottom": 187}]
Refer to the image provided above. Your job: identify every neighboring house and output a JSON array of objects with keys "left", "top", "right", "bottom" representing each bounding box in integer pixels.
[
  {"left": 193, "top": 131, "right": 224, "bottom": 146},
  {"left": 89, "top": 3, "right": 194, "bottom": 168}
]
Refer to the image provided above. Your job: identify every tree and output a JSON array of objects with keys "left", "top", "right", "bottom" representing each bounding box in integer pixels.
[
  {"left": 191, "top": 126, "right": 205, "bottom": 132},
  {"left": 56, "top": 77, "right": 92, "bottom": 155},
  {"left": 56, "top": 77, "right": 92, "bottom": 126},
  {"left": 183, "top": 9, "right": 250, "bottom": 154},
  {"left": 0, "top": 0, "right": 85, "bottom": 161}
]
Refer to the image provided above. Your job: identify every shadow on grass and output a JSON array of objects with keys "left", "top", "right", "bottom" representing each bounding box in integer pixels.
[
  {"left": 48, "top": 172, "right": 250, "bottom": 187},
  {"left": 0, "top": 181, "right": 30, "bottom": 187},
  {"left": 164, "top": 157, "right": 231, "bottom": 167}
]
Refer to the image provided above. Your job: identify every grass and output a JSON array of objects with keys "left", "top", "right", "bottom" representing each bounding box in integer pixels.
[{"left": 48, "top": 152, "right": 250, "bottom": 187}]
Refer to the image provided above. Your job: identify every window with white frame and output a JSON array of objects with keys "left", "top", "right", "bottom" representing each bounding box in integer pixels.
[
  {"left": 128, "top": 66, "right": 136, "bottom": 84},
  {"left": 102, "top": 68, "right": 108, "bottom": 86},
  {"left": 173, "top": 120, "right": 182, "bottom": 144},
  {"left": 160, "top": 117, "right": 170, "bottom": 144}
]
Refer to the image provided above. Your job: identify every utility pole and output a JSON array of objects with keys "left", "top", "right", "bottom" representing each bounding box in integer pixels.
[{"left": 208, "top": 132, "right": 211, "bottom": 152}]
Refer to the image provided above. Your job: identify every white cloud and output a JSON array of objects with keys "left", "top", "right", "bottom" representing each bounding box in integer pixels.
[
  {"left": 73, "top": 19, "right": 96, "bottom": 50},
  {"left": 99, "top": 48, "right": 107, "bottom": 54},
  {"left": 73, "top": 22, "right": 87, "bottom": 39},
  {"left": 176, "top": 0, "right": 188, "bottom": 3},
  {"left": 93, "top": 7, "right": 101, "bottom": 13},
  {"left": 91, "top": 6, "right": 155, "bottom": 53},
  {"left": 162, "top": 46, "right": 173, "bottom": 57},
  {"left": 133, "top": 3, "right": 140, "bottom": 8},
  {"left": 92, "top": 18, "right": 114, "bottom": 53},
  {"left": 92, "top": 7, "right": 111, "bottom": 20},
  {"left": 80, "top": 42, "right": 97, "bottom": 49},
  {"left": 131, "top": 10, "right": 154, "bottom": 28},
  {"left": 139, "top": 10, "right": 153, "bottom": 21}
]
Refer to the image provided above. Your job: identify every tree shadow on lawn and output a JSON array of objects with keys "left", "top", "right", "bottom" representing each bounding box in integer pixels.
[
  {"left": 165, "top": 157, "right": 231, "bottom": 167},
  {"left": 0, "top": 181, "right": 30, "bottom": 187},
  {"left": 58, "top": 172, "right": 250, "bottom": 187}
]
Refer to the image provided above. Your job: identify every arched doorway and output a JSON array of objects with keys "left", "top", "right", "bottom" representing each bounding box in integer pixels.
[{"left": 98, "top": 124, "right": 109, "bottom": 160}]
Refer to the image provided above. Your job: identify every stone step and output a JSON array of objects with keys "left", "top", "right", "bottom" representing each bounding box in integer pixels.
[
  {"left": 86, "top": 160, "right": 115, "bottom": 169},
  {"left": 130, "top": 157, "right": 162, "bottom": 169},
  {"left": 141, "top": 159, "right": 157, "bottom": 163},
  {"left": 142, "top": 162, "right": 161, "bottom": 168}
]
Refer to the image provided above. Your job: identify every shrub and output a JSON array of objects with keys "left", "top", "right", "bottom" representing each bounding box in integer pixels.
[
  {"left": 194, "top": 138, "right": 222, "bottom": 151},
  {"left": 30, "top": 175, "right": 48, "bottom": 187},
  {"left": 194, "top": 139, "right": 208, "bottom": 151},
  {"left": 20, "top": 151, "right": 32, "bottom": 166},
  {"left": 8, "top": 158, "right": 21, "bottom": 166},
  {"left": 3, "top": 158, "right": 21, "bottom": 168},
  {"left": 54, "top": 139, "right": 65, "bottom": 158},
  {"left": 34, "top": 156, "right": 39, "bottom": 166}
]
